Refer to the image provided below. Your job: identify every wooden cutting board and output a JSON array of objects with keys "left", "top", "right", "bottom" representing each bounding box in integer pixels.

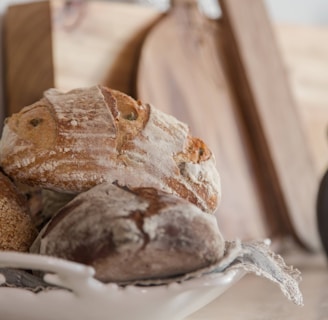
[
  {"left": 137, "top": 0, "right": 281, "bottom": 241},
  {"left": 51, "top": 0, "right": 162, "bottom": 96},
  {"left": 219, "top": 0, "right": 320, "bottom": 250},
  {"left": 274, "top": 24, "right": 328, "bottom": 176},
  {"left": 48, "top": 1, "right": 328, "bottom": 190},
  {"left": 3, "top": 1, "right": 54, "bottom": 116},
  {"left": 137, "top": 0, "right": 323, "bottom": 249}
]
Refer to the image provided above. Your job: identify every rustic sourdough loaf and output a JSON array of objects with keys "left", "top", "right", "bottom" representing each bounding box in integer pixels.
[
  {"left": 0, "top": 85, "right": 220, "bottom": 213},
  {"left": 36, "top": 183, "right": 224, "bottom": 283},
  {"left": 0, "top": 171, "right": 37, "bottom": 251}
]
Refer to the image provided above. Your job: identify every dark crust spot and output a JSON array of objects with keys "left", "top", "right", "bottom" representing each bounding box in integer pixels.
[
  {"left": 114, "top": 185, "right": 178, "bottom": 216},
  {"left": 164, "top": 224, "right": 180, "bottom": 238},
  {"left": 114, "top": 185, "right": 181, "bottom": 250},
  {"left": 125, "top": 210, "right": 150, "bottom": 250},
  {"left": 174, "top": 136, "right": 212, "bottom": 166},
  {"left": 100, "top": 86, "right": 139, "bottom": 121},
  {"left": 69, "top": 233, "right": 116, "bottom": 266},
  {"left": 100, "top": 86, "right": 119, "bottom": 119},
  {"left": 187, "top": 137, "right": 211, "bottom": 163},
  {"left": 124, "top": 112, "right": 138, "bottom": 121},
  {"left": 42, "top": 198, "right": 82, "bottom": 238},
  {"left": 164, "top": 177, "right": 200, "bottom": 209},
  {"left": 29, "top": 118, "right": 43, "bottom": 127}
]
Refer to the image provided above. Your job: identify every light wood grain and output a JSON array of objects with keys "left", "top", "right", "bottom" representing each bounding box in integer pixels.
[
  {"left": 51, "top": 1, "right": 328, "bottom": 178},
  {"left": 220, "top": 0, "right": 320, "bottom": 250},
  {"left": 137, "top": 0, "right": 273, "bottom": 241},
  {"left": 274, "top": 24, "right": 328, "bottom": 176},
  {"left": 3, "top": 1, "right": 54, "bottom": 116},
  {"left": 51, "top": 0, "right": 161, "bottom": 96}
]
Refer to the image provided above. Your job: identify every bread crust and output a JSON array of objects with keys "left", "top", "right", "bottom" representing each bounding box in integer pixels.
[
  {"left": 0, "top": 172, "right": 37, "bottom": 251},
  {"left": 0, "top": 85, "right": 220, "bottom": 213},
  {"left": 38, "top": 183, "right": 224, "bottom": 283}
]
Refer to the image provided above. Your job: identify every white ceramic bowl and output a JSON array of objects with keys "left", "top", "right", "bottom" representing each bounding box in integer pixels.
[{"left": 0, "top": 252, "right": 244, "bottom": 320}]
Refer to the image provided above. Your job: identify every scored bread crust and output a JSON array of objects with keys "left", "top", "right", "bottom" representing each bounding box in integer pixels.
[
  {"left": 0, "top": 172, "right": 37, "bottom": 251},
  {"left": 0, "top": 85, "right": 220, "bottom": 213},
  {"left": 37, "top": 183, "right": 225, "bottom": 283}
]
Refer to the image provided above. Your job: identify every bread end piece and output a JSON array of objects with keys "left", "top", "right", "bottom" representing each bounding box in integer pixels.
[
  {"left": 39, "top": 183, "right": 224, "bottom": 283},
  {"left": 0, "top": 172, "right": 37, "bottom": 251}
]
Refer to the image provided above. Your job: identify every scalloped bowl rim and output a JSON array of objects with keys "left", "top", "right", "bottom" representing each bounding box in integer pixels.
[{"left": 0, "top": 251, "right": 245, "bottom": 320}]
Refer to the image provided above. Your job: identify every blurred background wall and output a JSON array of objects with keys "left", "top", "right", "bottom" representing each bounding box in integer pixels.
[{"left": 266, "top": 0, "right": 328, "bottom": 25}]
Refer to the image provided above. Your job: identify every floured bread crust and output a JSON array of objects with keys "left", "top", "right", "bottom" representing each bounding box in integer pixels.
[
  {"left": 37, "top": 183, "right": 224, "bottom": 283},
  {"left": 0, "top": 172, "right": 37, "bottom": 251},
  {"left": 0, "top": 85, "right": 220, "bottom": 213}
]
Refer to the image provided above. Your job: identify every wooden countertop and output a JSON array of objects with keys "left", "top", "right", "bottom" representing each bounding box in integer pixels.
[{"left": 188, "top": 249, "right": 328, "bottom": 319}]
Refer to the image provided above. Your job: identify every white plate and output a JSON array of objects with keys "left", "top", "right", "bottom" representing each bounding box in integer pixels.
[{"left": 0, "top": 251, "right": 244, "bottom": 320}]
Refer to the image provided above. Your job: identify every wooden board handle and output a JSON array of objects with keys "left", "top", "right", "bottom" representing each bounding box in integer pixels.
[{"left": 219, "top": 0, "right": 320, "bottom": 250}]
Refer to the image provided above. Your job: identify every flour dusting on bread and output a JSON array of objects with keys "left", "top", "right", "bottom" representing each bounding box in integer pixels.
[
  {"left": 36, "top": 183, "right": 224, "bottom": 283},
  {"left": 0, "top": 85, "right": 220, "bottom": 213}
]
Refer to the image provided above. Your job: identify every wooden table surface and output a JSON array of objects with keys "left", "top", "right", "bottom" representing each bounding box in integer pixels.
[{"left": 187, "top": 249, "right": 328, "bottom": 320}]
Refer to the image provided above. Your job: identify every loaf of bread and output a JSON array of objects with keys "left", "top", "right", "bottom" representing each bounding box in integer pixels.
[
  {"left": 0, "top": 171, "right": 37, "bottom": 251},
  {"left": 0, "top": 85, "right": 220, "bottom": 213},
  {"left": 36, "top": 183, "right": 224, "bottom": 283}
]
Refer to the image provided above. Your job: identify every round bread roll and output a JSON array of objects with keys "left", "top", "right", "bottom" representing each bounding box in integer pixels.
[
  {"left": 0, "top": 85, "right": 220, "bottom": 213},
  {"left": 37, "top": 183, "right": 224, "bottom": 283},
  {"left": 0, "top": 171, "right": 37, "bottom": 251}
]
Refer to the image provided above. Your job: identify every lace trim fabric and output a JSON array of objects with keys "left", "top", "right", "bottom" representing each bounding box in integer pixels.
[{"left": 0, "top": 240, "right": 303, "bottom": 305}]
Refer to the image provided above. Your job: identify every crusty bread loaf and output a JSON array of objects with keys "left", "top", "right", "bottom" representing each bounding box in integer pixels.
[
  {"left": 0, "top": 85, "right": 220, "bottom": 213},
  {"left": 0, "top": 172, "right": 37, "bottom": 251},
  {"left": 37, "top": 183, "right": 224, "bottom": 283}
]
